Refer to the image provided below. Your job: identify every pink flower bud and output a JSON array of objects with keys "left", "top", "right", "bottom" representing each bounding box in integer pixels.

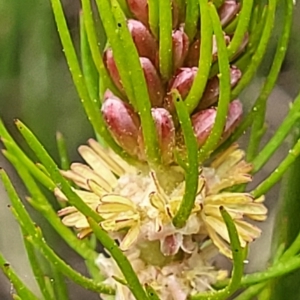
[
  {"left": 192, "top": 108, "right": 216, "bottom": 147},
  {"left": 218, "top": 1, "right": 240, "bottom": 27},
  {"left": 223, "top": 99, "right": 243, "bottom": 139},
  {"left": 165, "top": 67, "right": 198, "bottom": 112},
  {"left": 185, "top": 39, "right": 200, "bottom": 67},
  {"left": 151, "top": 108, "right": 175, "bottom": 164},
  {"left": 127, "top": 0, "right": 179, "bottom": 28},
  {"left": 104, "top": 49, "right": 124, "bottom": 95},
  {"left": 102, "top": 96, "right": 141, "bottom": 157},
  {"left": 172, "top": 29, "right": 189, "bottom": 71},
  {"left": 127, "top": 0, "right": 148, "bottom": 26},
  {"left": 128, "top": 19, "right": 157, "bottom": 64},
  {"left": 197, "top": 66, "right": 242, "bottom": 110},
  {"left": 185, "top": 35, "right": 230, "bottom": 67},
  {"left": 105, "top": 50, "right": 164, "bottom": 105},
  {"left": 141, "top": 57, "right": 164, "bottom": 107}
]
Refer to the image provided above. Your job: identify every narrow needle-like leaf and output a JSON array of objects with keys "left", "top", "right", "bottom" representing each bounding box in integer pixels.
[{"left": 172, "top": 91, "right": 199, "bottom": 228}]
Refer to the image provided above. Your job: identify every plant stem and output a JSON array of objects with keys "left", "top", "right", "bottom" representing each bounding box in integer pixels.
[
  {"left": 198, "top": 3, "right": 231, "bottom": 163},
  {"left": 172, "top": 92, "right": 198, "bottom": 228}
]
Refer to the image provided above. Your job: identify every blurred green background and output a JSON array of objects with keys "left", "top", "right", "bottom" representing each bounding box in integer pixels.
[{"left": 0, "top": 1, "right": 300, "bottom": 299}]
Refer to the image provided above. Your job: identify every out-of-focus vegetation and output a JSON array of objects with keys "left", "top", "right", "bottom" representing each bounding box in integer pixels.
[{"left": 0, "top": 0, "right": 92, "bottom": 158}]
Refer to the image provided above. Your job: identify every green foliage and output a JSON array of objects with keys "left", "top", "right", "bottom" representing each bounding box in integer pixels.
[{"left": 1, "top": 0, "right": 300, "bottom": 299}]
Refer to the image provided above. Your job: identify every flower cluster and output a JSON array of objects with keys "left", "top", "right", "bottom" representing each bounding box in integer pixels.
[
  {"left": 102, "top": 0, "right": 246, "bottom": 164},
  {"left": 56, "top": 140, "right": 267, "bottom": 299}
]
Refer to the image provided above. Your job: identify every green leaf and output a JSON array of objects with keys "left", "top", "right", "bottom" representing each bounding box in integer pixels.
[
  {"left": 171, "top": 91, "right": 199, "bottom": 228},
  {"left": 231, "top": 0, "right": 276, "bottom": 99},
  {"left": 246, "top": 0, "right": 293, "bottom": 161},
  {"left": 22, "top": 231, "right": 53, "bottom": 300},
  {"left": 148, "top": 0, "right": 159, "bottom": 38},
  {"left": 252, "top": 93, "right": 300, "bottom": 173},
  {"left": 252, "top": 138, "right": 300, "bottom": 198},
  {"left": 14, "top": 119, "right": 102, "bottom": 222},
  {"left": 190, "top": 207, "right": 245, "bottom": 299},
  {"left": 159, "top": 0, "right": 173, "bottom": 79},
  {"left": 3, "top": 147, "right": 98, "bottom": 261},
  {"left": 198, "top": 3, "right": 231, "bottom": 163},
  {"left": 56, "top": 131, "right": 70, "bottom": 170},
  {"left": 81, "top": 0, "right": 120, "bottom": 98},
  {"left": 0, "top": 168, "right": 114, "bottom": 295},
  {"left": 0, "top": 251, "right": 39, "bottom": 300},
  {"left": 185, "top": 0, "right": 199, "bottom": 41},
  {"left": 227, "top": 0, "right": 253, "bottom": 59},
  {"left": 185, "top": 0, "right": 212, "bottom": 114}
]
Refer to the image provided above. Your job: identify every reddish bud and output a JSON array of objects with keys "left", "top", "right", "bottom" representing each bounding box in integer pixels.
[
  {"left": 192, "top": 108, "right": 216, "bottom": 147},
  {"left": 104, "top": 49, "right": 124, "bottom": 95},
  {"left": 172, "top": 29, "right": 189, "bottom": 71},
  {"left": 127, "top": 0, "right": 178, "bottom": 28},
  {"left": 127, "top": 0, "right": 148, "bottom": 26},
  {"left": 105, "top": 49, "right": 164, "bottom": 105},
  {"left": 128, "top": 19, "right": 157, "bottom": 63},
  {"left": 102, "top": 96, "right": 141, "bottom": 157},
  {"left": 197, "top": 66, "right": 242, "bottom": 110},
  {"left": 151, "top": 108, "right": 175, "bottom": 164},
  {"left": 141, "top": 57, "right": 164, "bottom": 107},
  {"left": 185, "top": 39, "right": 200, "bottom": 67},
  {"left": 223, "top": 99, "right": 243, "bottom": 139},
  {"left": 185, "top": 35, "right": 230, "bottom": 67},
  {"left": 165, "top": 67, "right": 198, "bottom": 112},
  {"left": 218, "top": 1, "right": 240, "bottom": 27}
]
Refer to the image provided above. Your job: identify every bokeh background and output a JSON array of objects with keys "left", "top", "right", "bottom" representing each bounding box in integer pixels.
[{"left": 0, "top": 1, "right": 299, "bottom": 299}]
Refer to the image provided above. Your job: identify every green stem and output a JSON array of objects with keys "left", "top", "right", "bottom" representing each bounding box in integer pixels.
[
  {"left": 198, "top": 3, "right": 231, "bottom": 163},
  {"left": 252, "top": 93, "right": 300, "bottom": 173},
  {"left": 231, "top": 0, "right": 276, "bottom": 99},
  {"left": 22, "top": 231, "right": 53, "bottom": 300},
  {"left": 81, "top": 0, "right": 120, "bottom": 97},
  {"left": 0, "top": 120, "right": 56, "bottom": 190},
  {"left": 56, "top": 132, "right": 70, "bottom": 170},
  {"left": 0, "top": 251, "right": 39, "bottom": 300},
  {"left": 185, "top": 0, "right": 199, "bottom": 41},
  {"left": 159, "top": 0, "right": 173, "bottom": 79},
  {"left": 172, "top": 92, "right": 198, "bottom": 228},
  {"left": 252, "top": 138, "right": 300, "bottom": 198},
  {"left": 14, "top": 120, "right": 102, "bottom": 222},
  {"left": 148, "top": 0, "right": 159, "bottom": 38},
  {"left": 2, "top": 150, "right": 98, "bottom": 260},
  {"left": 227, "top": 0, "right": 253, "bottom": 59},
  {"left": 185, "top": 0, "right": 212, "bottom": 114},
  {"left": 88, "top": 218, "right": 149, "bottom": 300},
  {"left": 234, "top": 283, "right": 268, "bottom": 300},
  {"left": 80, "top": 9, "right": 100, "bottom": 105},
  {"left": 51, "top": 267, "right": 69, "bottom": 300},
  {"left": 1, "top": 168, "right": 114, "bottom": 295},
  {"left": 246, "top": 0, "right": 293, "bottom": 161},
  {"left": 190, "top": 207, "right": 244, "bottom": 300},
  {"left": 215, "top": 255, "right": 300, "bottom": 289}
]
